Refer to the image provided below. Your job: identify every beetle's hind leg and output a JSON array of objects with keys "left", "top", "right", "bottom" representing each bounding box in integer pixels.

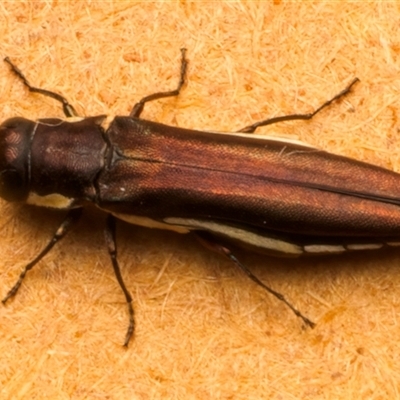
[
  {"left": 129, "top": 48, "right": 188, "bottom": 118},
  {"left": 238, "top": 77, "right": 359, "bottom": 133},
  {"left": 4, "top": 57, "right": 79, "bottom": 118},
  {"left": 194, "top": 231, "right": 315, "bottom": 329}
]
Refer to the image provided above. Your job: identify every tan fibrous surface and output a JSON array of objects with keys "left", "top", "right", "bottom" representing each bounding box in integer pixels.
[{"left": 1, "top": 2, "right": 400, "bottom": 399}]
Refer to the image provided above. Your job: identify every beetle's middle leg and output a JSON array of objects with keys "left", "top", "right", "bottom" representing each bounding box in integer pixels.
[
  {"left": 129, "top": 48, "right": 188, "bottom": 118},
  {"left": 238, "top": 77, "right": 359, "bottom": 133},
  {"left": 194, "top": 231, "right": 315, "bottom": 329},
  {"left": 4, "top": 57, "right": 78, "bottom": 118},
  {"left": 104, "top": 214, "right": 134, "bottom": 347}
]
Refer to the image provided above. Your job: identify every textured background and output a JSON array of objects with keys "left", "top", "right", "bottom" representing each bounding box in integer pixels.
[{"left": 1, "top": 2, "right": 400, "bottom": 399}]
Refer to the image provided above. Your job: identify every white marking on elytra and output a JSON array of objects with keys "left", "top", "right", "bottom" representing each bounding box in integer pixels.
[
  {"left": 346, "top": 243, "right": 383, "bottom": 251},
  {"left": 203, "top": 130, "right": 317, "bottom": 149},
  {"left": 109, "top": 213, "right": 190, "bottom": 234},
  {"left": 303, "top": 244, "right": 346, "bottom": 254},
  {"left": 164, "top": 218, "right": 303, "bottom": 255}
]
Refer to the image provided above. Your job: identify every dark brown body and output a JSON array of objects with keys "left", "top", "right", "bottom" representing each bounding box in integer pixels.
[
  {"left": 3, "top": 51, "right": 385, "bottom": 343},
  {"left": 3, "top": 115, "right": 400, "bottom": 255}
]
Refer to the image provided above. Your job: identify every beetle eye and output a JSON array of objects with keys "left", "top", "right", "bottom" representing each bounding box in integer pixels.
[{"left": 0, "top": 168, "right": 26, "bottom": 201}]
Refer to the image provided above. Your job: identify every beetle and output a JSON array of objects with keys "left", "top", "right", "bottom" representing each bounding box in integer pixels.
[{"left": 1, "top": 49, "right": 399, "bottom": 346}]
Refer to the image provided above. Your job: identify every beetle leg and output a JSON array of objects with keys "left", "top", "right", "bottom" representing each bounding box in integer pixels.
[
  {"left": 4, "top": 57, "right": 78, "bottom": 118},
  {"left": 237, "top": 77, "right": 359, "bottom": 133},
  {"left": 104, "top": 214, "right": 134, "bottom": 347},
  {"left": 129, "top": 48, "right": 188, "bottom": 118},
  {"left": 194, "top": 231, "right": 315, "bottom": 329},
  {"left": 2, "top": 208, "right": 83, "bottom": 304}
]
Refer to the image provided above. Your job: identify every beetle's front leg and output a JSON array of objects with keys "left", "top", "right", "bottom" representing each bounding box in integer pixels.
[
  {"left": 2, "top": 207, "right": 83, "bottom": 304},
  {"left": 194, "top": 231, "right": 315, "bottom": 329},
  {"left": 4, "top": 57, "right": 79, "bottom": 118},
  {"left": 104, "top": 214, "right": 135, "bottom": 347}
]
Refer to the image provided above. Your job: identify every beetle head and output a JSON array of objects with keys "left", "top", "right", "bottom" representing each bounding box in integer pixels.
[{"left": 0, "top": 117, "right": 35, "bottom": 201}]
